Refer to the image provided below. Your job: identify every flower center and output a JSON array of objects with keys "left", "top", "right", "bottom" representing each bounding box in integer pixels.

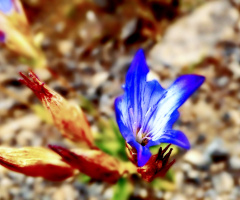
[
  {"left": 141, "top": 138, "right": 148, "bottom": 146},
  {"left": 136, "top": 129, "right": 150, "bottom": 146}
]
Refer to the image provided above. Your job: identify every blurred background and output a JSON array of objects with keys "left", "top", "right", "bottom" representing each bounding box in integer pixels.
[{"left": 0, "top": 0, "right": 240, "bottom": 199}]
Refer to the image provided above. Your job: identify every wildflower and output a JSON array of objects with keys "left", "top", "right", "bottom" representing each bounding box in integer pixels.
[
  {"left": 115, "top": 49, "right": 205, "bottom": 167},
  {"left": 0, "top": 147, "right": 74, "bottom": 181},
  {"left": 19, "top": 71, "right": 95, "bottom": 148}
]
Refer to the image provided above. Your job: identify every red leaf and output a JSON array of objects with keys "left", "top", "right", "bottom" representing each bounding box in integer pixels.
[
  {"left": 19, "top": 71, "right": 95, "bottom": 148},
  {"left": 0, "top": 147, "right": 75, "bottom": 181}
]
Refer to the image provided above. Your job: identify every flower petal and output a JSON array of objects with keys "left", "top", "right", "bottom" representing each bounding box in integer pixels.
[
  {"left": 149, "top": 74, "right": 205, "bottom": 141},
  {"left": 19, "top": 71, "right": 95, "bottom": 148},
  {"left": 128, "top": 140, "right": 152, "bottom": 167},
  {"left": 0, "top": 147, "right": 74, "bottom": 181},
  {"left": 115, "top": 50, "right": 165, "bottom": 140},
  {"left": 125, "top": 49, "right": 149, "bottom": 134},
  {"left": 158, "top": 130, "right": 191, "bottom": 149},
  {"left": 115, "top": 95, "right": 136, "bottom": 142},
  {"left": 139, "top": 79, "right": 165, "bottom": 134},
  {"left": 0, "top": 0, "right": 12, "bottom": 14},
  {"left": 49, "top": 145, "right": 129, "bottom": 184}
]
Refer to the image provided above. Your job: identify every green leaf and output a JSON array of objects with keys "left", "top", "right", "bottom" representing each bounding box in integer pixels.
[
  {"left": 112, "top": 178, "right": 133, "bottom": 200},
  {"left": 165, "top": 169, "right": 175, "bottom": 182},
  {"left": 95, "top": 118, "right": 127, "bottom": 160},
  {"left": 151, "top": 177, "right": 176, "bottom": 191},
  {"left": 78, "top": 174, "right": 91, "bottom": 184},
  {"left": 149, "top": 143, "right": 178, "bottom": 156}
]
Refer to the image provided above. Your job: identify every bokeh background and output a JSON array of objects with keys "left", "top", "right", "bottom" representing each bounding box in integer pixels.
[{"left": 0, "top": 0, "right": 240, "bottom": 199}]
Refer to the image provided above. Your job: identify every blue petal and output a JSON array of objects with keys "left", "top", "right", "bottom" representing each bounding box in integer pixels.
[
  {"left": 140, "top": 79, "right": 165, "bottom": 133},
  {"left": 115, "top": 95, "right": 135, "bottom": 142},
  {"left": 115, "top": 95, "right": 152, "bottom": 166},
  {"left": 128, "top": 140, "right": 152, "bottom": 167},
  {"left": 0, "top": 30, "right": 5, "bottom": 42},
  {"left": 0, "top": 0, "right": 13, "bottom": 13},
  {"left": 125, "top": 49, "right": 149, "bottom": 133},
  {"left": 158, "top": 130, "right": 191, "bottom": 149},
  {"left": 147, "top": 75, "right": 205, "bottom": 141},
  {"left": 124, "top": 49, "right": 166, "bottom": 134},
  {"left": 165, "top": 74, "right": 205, "bottom": 110}
]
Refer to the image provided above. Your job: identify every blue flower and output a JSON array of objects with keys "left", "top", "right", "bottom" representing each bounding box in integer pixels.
[
  {"left": 0, "top": 0, "right": 13, "bottom": 14},
  {"left": 115, "top": 49, "right": 205, "bottom": 167}
]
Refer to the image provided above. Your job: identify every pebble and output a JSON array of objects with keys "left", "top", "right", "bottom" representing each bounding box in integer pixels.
[
  {"left": 0, "top": 114, "right": 41, "bottom": 135},
  {"left": 57, "top": 40, "right": 74, "bottom": 56},
  {"left": 205, "top": 138, "right": 229, "bottom": 163},
  {"left": 186, "top": 170, "right": 201, "bottom": 185},
  {"left": 195, "top": 189, "right": 204, "bottom": 199},
  {"left": 120, "top": 18, "right": 137, "bottom": 40},
  {"left": 212, "top": 172, "right": 234, "bottom": 193},
  {"left": 150, "top": 0, "right": 238, "bottom": 67},
  {"left": 139, "top": 188, "right": 148, "bottom": 198},
  {"left": 172, "top": 193, "right": 187, "bottom": 200},
  {"left": 184, "top": 149, "right": 210, "bottom": 168},
  {"left": 205, "top": 189, "right": 217, "bottom": 199},
  {"left": 215, "top": 76, "right": 229, "bottom": 87},
  {"left": 229, "top": 156, "right": 240, "bottom": 170},
  {"left": 16, "top": 130, "right": 34, "bottom": 146},
  {"left": 103, "top": 187, "right": 113, "bottom": 199},
  {"left": 91, "top": 71, "right": 109, "bottom": 88}
]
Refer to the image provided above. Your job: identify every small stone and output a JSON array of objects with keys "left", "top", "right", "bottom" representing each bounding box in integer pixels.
[
  {"left": 229, "top": 156, "right": 240, "bottom": 170},
  {"left": 91, "top": 71, "right": 109, "bottom": 88},
  {"left": 86, "top": 10, "right": 97, "bottom": 22},
  {"left": 172, "top": 194, "right": 186, "bottom": 200},
  {"left": 88, "top": 183, "right": 104, "bottom": 196},
  {"left": 57, "top": 40, "right": 73, "bottom": 56},
  {"left": 16, "top": 130, "right": 33, "bottom": 146},
  {"left": 181, "top": 163, "right": 192, "bottom": 172},
  {"left": 103, "top": 187, "right": 113, "bottom": 199},
  {"left": 25, "top": 177, "right": 35, "bottom": 186},
  {"left": 210, "top": 162, "right": 226, "bottom": 173},
  {"left": 55, "top": 22, "right": 66, "bottom": 33},
  {"left": 8, "top": 172, "right": 25, "bottom": 183},
  {"left": 99, "top": 95, "right": 112, "bottom": 116},
  {"left": 196, "top": 189, "right": 204, "bottom": 199},
  {"left": 155, "top": 190, "right": 163, "bottom": 198},
  {"left": 184, "top": 150, "right": 209, "bottom": 168},
  {"left": 175, "top": 171, "right": 184, "bottom": 189},
  {"left": 120, "top": 18, "right": 137, "bottom": 40},
  {"left": 204, "top": 189, "right": 217, "bottom": 199},
  {"left": 205, "top": 138, "right": 229, "bottom": 163},
  {"left": 184, "top": 185, "right": 196, "bottom": 197},
  {"left": 139, "top": 188, "right": 148, "bottom": 198},
  {"left": 215, "top": 76, "right": 229, "bottom": 87},
  {"left": 186, "top": 170, "right": 201, "bottom": 185},
  {"left": 1, "top": 177, "right": 12, "bottom": 187},
  {"left": 164, "top": 192, "right": 172, "bottom": 200},
  {"left": 150, "top": 0, "right": 238, "bottom": 67},
  {"left": 212, "top": 172, "right": 234, "bottom": 193}
]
